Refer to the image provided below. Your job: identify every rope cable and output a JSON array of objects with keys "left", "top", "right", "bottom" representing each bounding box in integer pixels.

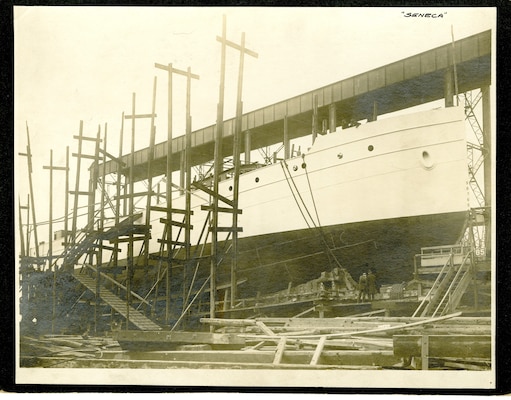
[
  {"left": 281, "top": 158, "right": 347, "bottom": 272},
  {"left": 282, "top": 160, "right": 317, "bottom": 227},
  {"left": 279, "top": 161, "right": 311, "bottom": 229}
]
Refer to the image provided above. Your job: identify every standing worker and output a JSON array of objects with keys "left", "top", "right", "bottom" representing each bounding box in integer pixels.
[
  {"left": 358, "top": 273, "right": 368, "bottom": 303},
  {"left": 367, "top": 269, "right": 377, "bottom": 301}
]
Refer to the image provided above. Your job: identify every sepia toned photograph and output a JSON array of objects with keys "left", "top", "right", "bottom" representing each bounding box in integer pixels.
[{"left": 14, "top": 6, "right": 496, "bottom": 389}]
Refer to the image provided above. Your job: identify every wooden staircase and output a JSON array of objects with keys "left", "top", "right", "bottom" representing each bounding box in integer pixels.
[
  {"left": 74, "top": 270, "right": 161, "bottom": 331},
  {"left": 413, "top": 247, "right": 473, "bottom": 318},
  {"left": 60, "top": 213, "right": 146, "bottom": 271}
]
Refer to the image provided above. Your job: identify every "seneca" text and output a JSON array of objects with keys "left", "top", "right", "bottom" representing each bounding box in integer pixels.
[{"left": 403, "top": 12, "right": 446, "bottom": 18}]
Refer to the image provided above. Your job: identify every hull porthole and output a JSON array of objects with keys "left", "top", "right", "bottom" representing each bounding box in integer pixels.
[{"left": 421, "top": 150, "right": 435, "bottom": 170}]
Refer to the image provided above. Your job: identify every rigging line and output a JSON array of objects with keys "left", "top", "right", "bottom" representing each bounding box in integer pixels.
[
  {"left": 28, "top": 192, "right": 134, "bottom": 228},
  {"left": 282, "top": 160, "right": 318, "bottom": 229},
  {"left": 281, "top": 159, "right": 344, "bottom": 271},
  {"left": 280, "top": 159, "right": 347, "bottom": 273},
  {"left": 302, "top": 154, "right": 322, "bottom": 228},
  {"left": 28, "top": 207, "right": 98, "bottom": 227},
  {"left": 279, "top": 161, "right": 311, "bottom": 229},
  {"left": 282, "top": 160, "right": 346, "bottom": 271},
  {"left": 300, "top": 154, "right": 336, "bottom": 265}
]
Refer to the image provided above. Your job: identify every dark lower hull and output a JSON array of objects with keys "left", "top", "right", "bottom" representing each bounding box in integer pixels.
[{"left": 212, "top": 210, "right": 469, "bottom": 297}]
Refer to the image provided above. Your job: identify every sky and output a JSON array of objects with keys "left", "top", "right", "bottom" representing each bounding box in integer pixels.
[{"left": 14, "top": 6, "right": 496, "bottom": 250}]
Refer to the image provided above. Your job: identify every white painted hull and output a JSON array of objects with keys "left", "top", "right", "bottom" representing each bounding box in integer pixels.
[
  {"left": 43, "top": 106, "right": 470, "bottom": 295},
  {"left": 151, "top": 106, "right": 468, "bottom": 247}
]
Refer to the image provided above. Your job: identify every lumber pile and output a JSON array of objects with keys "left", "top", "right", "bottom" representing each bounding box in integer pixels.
[
  {"left": 20, "top": 314, "right": 491, "bottom": 370},
  {"left": 20, "top": 335, "right": 121, "bottom": 367},
  {"left": 201, "top": 312, "right": 491, "bottom": 370}
]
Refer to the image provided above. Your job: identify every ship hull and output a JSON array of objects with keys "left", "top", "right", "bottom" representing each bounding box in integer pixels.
[{"left": 153, "top": 106, "right": 470, "bottom": 298}]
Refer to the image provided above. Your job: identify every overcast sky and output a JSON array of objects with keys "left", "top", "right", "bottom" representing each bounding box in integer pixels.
[{"left": 14, "top": 6, "right": 495, "bottom": 244}]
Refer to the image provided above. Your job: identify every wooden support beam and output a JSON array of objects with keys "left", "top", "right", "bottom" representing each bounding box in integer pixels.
[
  {"left": 159, "top": 218, "right": 193, "bottom": 229},
  {"left": 242, "top": 312, "right": 464, "bottom": 341},
  {"left": 155, "top": 63, "right": 200, "bottom": 80},
  {"left": 393, "top": 334, "right": 491, "bottom": 359},
  {"left": 421, "top": 335, "right": 429, "bottom": 370},
  {"left": 114, "top": 330, "right": 245, "bottom": 347},
  {"left": 69, "top": 190, "right": 92, "bottom": 196},
  {"left": 273, "top": 337, "right": 287, "bottom": 365},
  {"left": 201, "top": 205, "right": 242, "bottom": 214},
  {"left": 192, "top": 181, "right": 234, "bottom": 208},
  {"left": 111, "top": 236, "right": 147, "bottom": 244},
  {"left": 150, "top": 206, "right": 193, "bottom": 215},
  {"left": 73, "top": 135, "right": 102, "bottom": 142},
  {"left": 214, "top": 226, "right": 243, "bottom": 233},
  {"left": 200, "top": 318, "right": 256, "bottom": 327},
  {"left": 216, "top": 36, "right": 259, "bottom": 59},
  {"left": 115, "top": 191, "right": 155, "bottom": 199},
  {"left": 124, "top": 113, "right": 157, "bottom": 119},
  {"left": 245, "top": 341, "right": 266, "bottom": 351},
  {"left": 292, "top": 306, "right": 316, "bottom": 318},
  {"left": 72, "top": 153, "right": 103, "bottom": 161},
  {"left": 158, "top": 239, "right": 187, "bottom": 247},
  {"left": 97, "top": 244, "right": 121, "bottom": 252},
  {"left": 43, "top": 165, "right": 68, "bottom": 172},
  {"left": 99, "top": 148, "right": 126, "bottom": 166},
  {"left": 310, "top": 335, "right": 327, "bottom": 366},
  {"left": 256, "top": 321, "right": 276, "bottom": 336}
]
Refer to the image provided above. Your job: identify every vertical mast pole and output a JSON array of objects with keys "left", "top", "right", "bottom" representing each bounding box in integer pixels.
[
  {"left": 166, "top": 66, "right": 173, "bottom": 325},
  {"left": 43, "top": 150, "right": 68, "bottom": 333},
  {"left": 71, "top": 121, "right": 84, "bottom": 247},
  {"left": 155, "top": 62, "right": 199, "bottom": 324},
  {"left": 127, "top": 92, "right": 136, "bottom": 328},
  {"left": 114, "top": 113, "right": 124, "bottom": 269},
  {"left": 88, "top": 126, "right": 100, "bottom": 267},
  {"left": 23, "top": 124, "right": 39, "bottom": 259},
  {"left": 211, "top": 15, "right": 228, "bottom": 324},
  {"left": 231, "top": 32, "right": 245, "bottom": 307},
  {"left": 48, "top": 150, "right": 53, "bottom": 271},
  {"left": 26, "top": 195, "right": 30, "bottom": 255},
  {"left": 144, "top": 77, "right": 158, "bottom": 277},
  {"left": 96, "top": 125, "right": 107, "bottom": 334},
  {"left": 184, "top": 69, "right": 192, "bottom": 313},
  {"left": 214, "top": 16, "right": 257, "bottom": 313},
  {"left": 64, "top": 146, "right": 69, "bottom": 250},
  {"left": 48, "top": 150, "right": 55, "bottom": 331},
  {"left": 18, "top": 196, "right": 26, "bottom": 258}
]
